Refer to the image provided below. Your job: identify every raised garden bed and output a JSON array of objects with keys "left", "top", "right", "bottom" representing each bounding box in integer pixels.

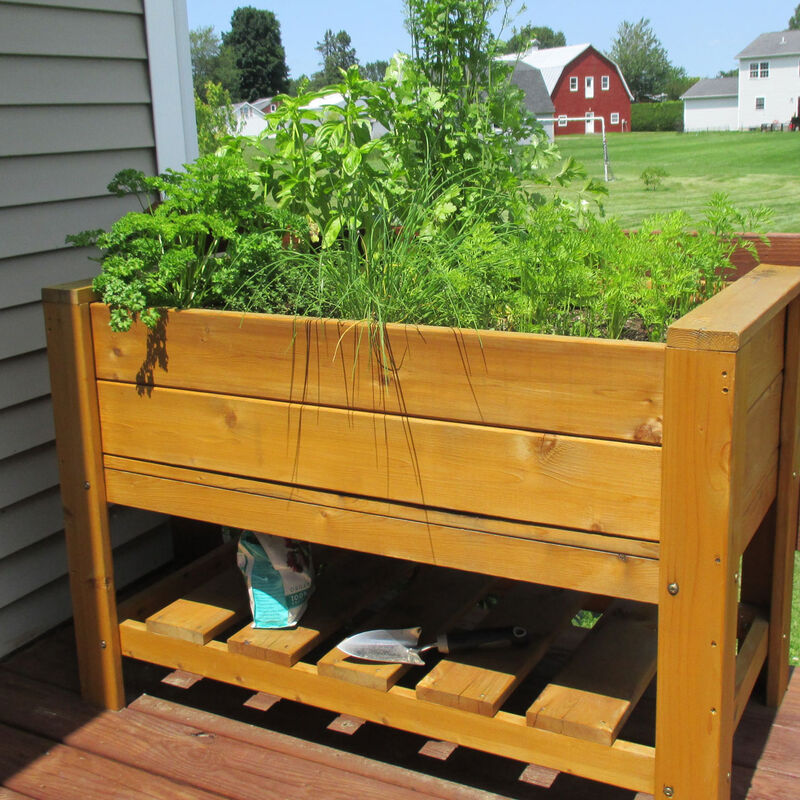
[{"left": 43, "top": 239, "right": 800, "bottom": 800}]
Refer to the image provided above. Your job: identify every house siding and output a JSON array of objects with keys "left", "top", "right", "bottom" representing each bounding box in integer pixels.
[
  {"left": 738, "top": 53, "right": 800, "bottom": 128},
  {"left": 550, "top": 49, "right": 631, "bottom": 135},
  {"left": 0, "top": 0, "right": 194, "bottom": 657},
  {"left": 683, "top": 95, "right": 739, "bottom": 132}
]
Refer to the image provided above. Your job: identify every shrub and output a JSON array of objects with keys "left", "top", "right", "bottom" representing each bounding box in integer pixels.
[
  {"left": 641, "top": 166, "right": 668, "bottom": 190},
  {"left": 631, "top": 101, "right": 683, "bottom": 132}
]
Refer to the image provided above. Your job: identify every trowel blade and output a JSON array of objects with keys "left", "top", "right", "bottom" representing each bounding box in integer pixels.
[{"left": 336, "top": 626, "right": 426, "bottom": 665}]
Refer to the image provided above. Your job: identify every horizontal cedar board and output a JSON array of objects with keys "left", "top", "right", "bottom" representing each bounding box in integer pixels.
[
  {"left": 90, "top": 304, "right": 665, "bottom": 443},
  {"left": 667, "top": 264, "right": 800, "bottom": 352},
  {"left": 728, "top": 233, "right": 800, "bottom": 280},
  {"left": 104, "top": 455, "right": 661, "bottom": 556},
  {"left": 97, "top": 382, "right": 662, "bottom": 538}
]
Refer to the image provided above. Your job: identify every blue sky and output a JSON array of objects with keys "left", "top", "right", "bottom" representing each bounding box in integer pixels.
[{"left": 186, "top": 1, "right": 794, "bottom": 81}]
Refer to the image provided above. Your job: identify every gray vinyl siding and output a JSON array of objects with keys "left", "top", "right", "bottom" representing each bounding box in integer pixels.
[{"left": 0, "top": 0, "right": 176, "bottom": 657}]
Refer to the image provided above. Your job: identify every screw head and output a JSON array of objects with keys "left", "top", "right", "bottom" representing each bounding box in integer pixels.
[
  {"left": 83, "top": 481, "right": 90, "bottom": 490},
  {"left": 663, "top": 787, "right": 674, "bottom": 798},
  {"left": 667, "top": 582, "right": 679, "bottom": 596},
  {"left": 99, "top": 640, "right": 107, "bottom": 649}
]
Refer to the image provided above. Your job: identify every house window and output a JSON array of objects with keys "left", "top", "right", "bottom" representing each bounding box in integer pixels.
[
  {"left": 569, "top": 76, "right": 578, "bottom": 91},
  {"left": 601, "top": 75, "right": 610, "bottom": 90},
  {"left": 750, "top": 61, "right": 769, "bottom": 78},
  {"left": 610, "top": 112, "right": 619, "bottom": 124},
  {"left": 755, "top": 97, "right": 765, "bottom": 110},
  {"left": 558, "top": 115, "right": 568, "bottom": 127},
  {"left": 760, "top": 61, "right": 769, "bottom": 77},
  {"left": 585, "top": 75, "right": 594, "bottom": 98}
]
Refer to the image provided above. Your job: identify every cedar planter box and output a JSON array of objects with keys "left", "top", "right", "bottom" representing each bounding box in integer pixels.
[{"left": 43, "top": 239, "right": 800, "bottom": 800}]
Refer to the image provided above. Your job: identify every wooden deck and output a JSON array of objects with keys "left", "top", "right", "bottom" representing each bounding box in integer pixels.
[{"left": 0, "top": 622, "right": 797, "bottom": 800}]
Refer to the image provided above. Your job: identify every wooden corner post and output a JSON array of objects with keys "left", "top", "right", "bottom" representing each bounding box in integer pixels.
[
  {"left": 42, "top": 281, "right": 125, "bottom": 710},
  {"left": 657, "top": 264, "right": 800, "bottom": 800}
]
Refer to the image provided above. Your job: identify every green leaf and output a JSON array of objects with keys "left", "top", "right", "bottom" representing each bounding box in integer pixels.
[{"left": 342, "top": 148, "right": 362, "bottom": 176}]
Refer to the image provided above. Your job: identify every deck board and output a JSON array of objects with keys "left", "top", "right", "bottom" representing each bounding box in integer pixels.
[{"left": 0, "top": 623, "right": 797, "bottom": 800}]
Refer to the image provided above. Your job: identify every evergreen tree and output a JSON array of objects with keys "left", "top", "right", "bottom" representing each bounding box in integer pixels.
[
  {"left": 497, "top": 24, "right": 566, "bottom": 54},
  {"left": 789, "top": 3, "right": 800, "bottom": 29},
  {"left": 310, "top": 29, "right": 359, "bottom": 89},
  {"left": 607, "top": 18, "right": 672, "bottom": 102},
  {"left": 223, "top": 6, "right": 289, "bottom": 101}
]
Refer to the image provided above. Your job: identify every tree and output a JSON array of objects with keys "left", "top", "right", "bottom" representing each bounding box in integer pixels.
[
  {"left": 361, "top": 60, "right": 390, "bottom": 82},
  {"left": 497, "top": 24, "right": 566, "bottom": 54},
  {"left": 189, "top": 26, "right": 239, "bottom": 100},
  {"left": 717, "top": 68, "right": 738, "bottom": 78},
  {"left": 310, "top": 29, "right": 359, "bottom": 89},
  {"left": 223, "top": 6, "right": 289, "bottom": 102},
  {"left": 607, "top": 18, "right": 672, "bottom": 102},
  {"left": 194, "top": 82, "right": 239, "bottom": 156},
  {"left": 664, "top": 65, "right": 697, "bottom": 100},
  {"left": 789, "top": 4, "right": 800, "bottom": 29}
]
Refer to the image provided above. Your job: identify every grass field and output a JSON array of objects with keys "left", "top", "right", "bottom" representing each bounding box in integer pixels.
[{"left": 551, "top": 130, "right": 799, "bottom": 231}]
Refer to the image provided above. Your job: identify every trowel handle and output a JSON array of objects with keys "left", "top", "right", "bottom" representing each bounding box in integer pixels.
[{"left": 435, "top": 625, "right": 529, "bottom": 654}]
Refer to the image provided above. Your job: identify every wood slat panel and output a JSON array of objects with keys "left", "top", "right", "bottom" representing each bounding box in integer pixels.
[
  {"left": 145, "top": 570, "right": 248, "bottom": 645},
  {"left": 667, "top": 264, "right": 800, "bottom": 352},
  {"left": 104, "top": 455, "right": 660, "bottom": 556},
  {"left": 316, "top": 567, "right": 493, "bottom": 691},
  {"left": 526, "top": 601, "right": 657, "bottom": 746},
  {"left": 734, "top": 615, "right": 769, "bottom": 727},
  {"left": 415, "top": 584, "right": 583, "bottom": 717},
  {"left": 228, "top": 552, "right": 409, "bottom": 666},
  {"left": 103, "top": 466, "right": 659, "bottom": 600},
  {"left": 97, "top": 382, "right": 662, "bottom": 538},
  {"left": 119, "top": 621, "right": 656, "bottom": 794},
  {"left": 740, "top": 310, "right": 785, "bottom": 410},
  {"left": 90, "top": 304, "right": 666, "bottom": 444},
  {"left": 0, "top": 5, "right": 147, "bottom": 59}
]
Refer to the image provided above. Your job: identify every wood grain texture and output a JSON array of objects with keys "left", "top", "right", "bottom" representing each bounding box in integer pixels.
[
  {"left": 90, "top": 303, "right": 665, "bottom": 443},
  {"left": 526, "top": 602, "right": 657, "bottom": 746},
  {"left": 656, "top": 347, "right": 741, "bottom": 800},
  {"left": 145, "top": 570, "right": 248, "bottom": 645},
  {"left": 666, "top": 264, "right": 800, "bottom": 352},
  {"left": 119, "top": 620, "right": 656, "bottom": 793},
  {"left": 415, "top": 584, "right": 583, "bottom": 716},
  {"left": 734, "top": 615, "right": 769, "bottom": 728},
  {"left": 97, "top": 382, "right": 662, "bottom": 539},
  {"left": 42, "top": 299, "right": 124, "bottom": 710},
  {"left": 316, "top": 566, "right": 492, "bottom": 691}
]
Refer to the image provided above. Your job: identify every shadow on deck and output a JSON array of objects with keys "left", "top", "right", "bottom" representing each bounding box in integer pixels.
[{"left": 0, "top": 622, "right": 797, "bottom": 800}]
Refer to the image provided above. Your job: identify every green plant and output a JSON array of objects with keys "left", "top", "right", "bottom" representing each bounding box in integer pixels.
[{"left": 640, "top": 166, "right": 667, "bottom": 190}]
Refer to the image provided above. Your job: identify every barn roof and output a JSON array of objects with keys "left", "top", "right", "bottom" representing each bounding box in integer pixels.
[
  {"left": 509, "top": 62, "right": 555, "bottom": 115},
  {"left": 681, "top": 77, "right": 738, "bottom": 100},
  {"left": 736, "top": 30, "right": 800, "bottom": 59},
  {"left": 499, "top": 43, "right": 634, "bottom": 101}
]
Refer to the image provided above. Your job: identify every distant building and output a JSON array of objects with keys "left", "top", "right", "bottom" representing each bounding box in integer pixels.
[
  {"left": 681, "top": 30, "right": 800, "bottom": 131},
  {"left": 231, "top": 102, "right": 268, "bottom": 137},
  {"left": 681, "top": 78, "right": 739, "bottom": 131},
  {"left": 500, "top": 43, "right": 633, "bottom": 135},
  {"left": 508, "top": 62, "right": 555, "bottom": 140}
]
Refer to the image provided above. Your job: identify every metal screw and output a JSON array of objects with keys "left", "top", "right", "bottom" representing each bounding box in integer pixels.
[
  {"left": 663, "top": 787, "right": 674, "bottom": 798},
  {"left": 667, "top": 582, "right": 679, "bottom": 595},
  {"left": 100, "top": 640, "right": 107, "bottom": 649},
  {"left": 83, "top": 481, "right": 90, "bottom": 490}
]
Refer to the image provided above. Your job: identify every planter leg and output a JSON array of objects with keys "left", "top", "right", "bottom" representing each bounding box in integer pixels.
[
  {"left": 656, "top": 347, "right": 740, "bottom": 800},
  {"left": 43, "top": 283, "right": 125, "bottom": 710}
]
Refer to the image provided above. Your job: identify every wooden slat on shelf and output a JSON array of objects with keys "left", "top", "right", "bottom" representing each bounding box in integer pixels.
[
  {"left": 734, "top": 614, "right": 769, "bottom": 727},
  {"left": 90, "top": 303, "right": 665, "bottom": 444},
  {"left": 741, "top": 310, "right": 785, "bottom": 410},
  {"left": 228, "top": 552, "right": 410, "bottom": 666},
  {"left": 316, "top": 566, "right": 493, "bottom": 691},
  {"left": 97, "top": 381, "right": 662, "bottom": 539},
  {"left": 145, "top": 570, "right": 248, "bottom": 645},
  {"left": 526, "top": 601, "right": 658, "bottom": 746},
  {"left": 415, "top": 584, "right": 583, "bottom": 717}
]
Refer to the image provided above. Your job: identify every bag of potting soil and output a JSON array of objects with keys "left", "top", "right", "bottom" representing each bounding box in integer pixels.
[{"left": 236, "top": 531, "right": 313, "bottom": 628}]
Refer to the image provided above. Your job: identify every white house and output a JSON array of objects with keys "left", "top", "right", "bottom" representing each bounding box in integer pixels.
[
  {"left": 682, "top": 77, "right": 739, "bottom": 131},
  {"left": 232, "top": 101, "right": 269, "bottom": 136},
  {"left": 736, "top": 30, "right": 800, "bottom": 128},
  {"left": 681, "top": 30, "right": 800, "bottom": 131}
]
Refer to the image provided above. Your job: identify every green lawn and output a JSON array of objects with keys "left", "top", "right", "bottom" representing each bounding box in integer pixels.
[{"left": 550, "top": 131, "right": 800, "bottom": 232}]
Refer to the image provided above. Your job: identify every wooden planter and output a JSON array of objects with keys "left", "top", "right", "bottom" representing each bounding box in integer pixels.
[{"left": 43, "top": 249, "right": 800, "bottom": 800}]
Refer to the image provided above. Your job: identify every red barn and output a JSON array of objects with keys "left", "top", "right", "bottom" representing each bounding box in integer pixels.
[{"left": 501, "top": 43, "right": 633, "bottom": 135}]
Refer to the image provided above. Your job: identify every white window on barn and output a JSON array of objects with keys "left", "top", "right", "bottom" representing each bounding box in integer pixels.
[
  {"left": 601, "top": 75, "right": 610, "bottom": 90},
  {"left": 610, "top": 112, "right": 619, "bottom": 124},
  {"left": 570, "top": 76, "right": 578, "bottom": 91},
  {"left": 558, "top": 115, "right": 568, "bottom": 127},
  {"left": 755, "top": 97, "right": 765, "bottom": 110},
  {"left": 760, "top": 61, "right": 769, "bottom": 77}
]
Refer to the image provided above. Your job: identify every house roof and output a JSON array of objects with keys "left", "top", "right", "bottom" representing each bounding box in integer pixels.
[
  {"left": 509, "top": 62, "right": 555, "bottom": 115},
  {"left": 681, "top": 77, "right": 738, "bottom": 100},
  {"left": 251, "top": 97, "right": 276, "bottom": 112},
  {"left": 499, "top": 43, "right": 634, "bottom": 101},
  {"left": 736, "top": 30, "right": 800, "bottom": 59}
]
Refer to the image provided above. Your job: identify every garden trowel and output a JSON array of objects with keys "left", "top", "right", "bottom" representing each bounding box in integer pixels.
[{"left": 336, "top": 625, "right": 529, "bottom": 665}]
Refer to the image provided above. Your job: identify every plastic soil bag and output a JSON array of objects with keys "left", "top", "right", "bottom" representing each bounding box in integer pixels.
[{"left": 236, "top": 531, "right": 314, "bottom": 628}]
